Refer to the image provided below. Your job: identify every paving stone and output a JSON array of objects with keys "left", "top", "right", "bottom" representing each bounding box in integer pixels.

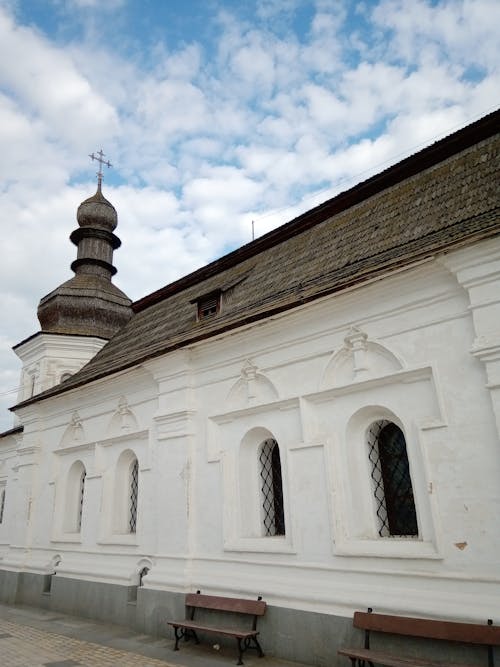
[
  {"left": 0, "top": 602, "right": 311, "bottom": 667},
  {"left": 0, "top": 617, "right": 179, "bottom": 667}
]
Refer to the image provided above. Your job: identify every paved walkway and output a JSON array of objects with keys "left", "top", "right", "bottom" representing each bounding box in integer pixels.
[{"left": 0, "top": 602, "right": 312, "bottom": 667}]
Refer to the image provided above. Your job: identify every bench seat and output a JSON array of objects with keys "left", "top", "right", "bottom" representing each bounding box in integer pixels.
[
  {"left": 338, "top": 610, "right": 500, "bottom": 667},
  {"left": 167, "top": 591, "right": 266, "bottom": 665},
  {"left": 339, "top": 646, "right": 482, "bottom": 667},
  {"left": 169, "top": 619, "right": 260, "bottom": 640}
]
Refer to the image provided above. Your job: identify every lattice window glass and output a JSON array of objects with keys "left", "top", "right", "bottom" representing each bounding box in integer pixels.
[
  {"left": 0, "top": 488, "right": 5, "bottom": 524},
  {"left": 368, "top": 420, "right": 418, "bottom": 537},
  {"left": 129, "top": 459, "right": 139, "bottom": 533},
  {"left": 259, "top": 438, "right": 285, "bottom": 536},
  {"left": 76, "top": 471, "right": 86, "bottom": 532}
]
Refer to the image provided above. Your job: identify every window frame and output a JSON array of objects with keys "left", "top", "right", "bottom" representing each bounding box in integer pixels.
[
  {"left": 194, "top": 290, "right": 222, "bottom": 321},
  {"left": 219, "top": 423, "right": 295, "bottom": 553},
  {"left": 330, "top": 400, "right": 440, "bottom": 559},
  {"left": 304, "top": 365, "right": 443, "bottom": 560}
]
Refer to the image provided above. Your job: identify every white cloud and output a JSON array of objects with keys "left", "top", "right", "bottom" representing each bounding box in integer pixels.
[
  {"left": 137, "top": 78, "right": 208, "bottom": 137},
  {"left": 0, "top": 10, "right": 119, "bottom": 152},
  {"left": 160, "top": 44, "right": 203, "bottom": 81},
  {"left": 256, "top": 0, "right": 302, "bottom": 21},
  {"left": 301, "top": 83, "right": 349, "bottom": 130},
  {"left": 373, "top": 0, "right": 500, "bottom": 70},
  {"left": 182, "top": 167, "right": 264, "bottom": 231},
  {"left": 230, "top": 32, "right": 277, "bottom": 96}
]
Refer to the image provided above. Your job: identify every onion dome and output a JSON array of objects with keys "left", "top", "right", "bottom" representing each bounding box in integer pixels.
[
  {"left": 37, "top": 180, "right": 133, "bottom": 340},
  {"left": 77, "top": 185, "right": 118, "bottom": 231}
]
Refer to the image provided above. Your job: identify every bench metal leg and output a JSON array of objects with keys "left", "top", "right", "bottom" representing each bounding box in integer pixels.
[
  {"left": 173, "top": 626, "right": 182, "bottom": 651},
  {"left": 235, "top": 635, "right": 265, "bottom": 665},
  {"left": 251, "top": 635, "right": 265, "bottom": 658},
  {"left": 236, "top": 637, "right": 244, "bottom": 665},
  {"left": 173, "top": 626, "right": 199, "bottom": 651}
]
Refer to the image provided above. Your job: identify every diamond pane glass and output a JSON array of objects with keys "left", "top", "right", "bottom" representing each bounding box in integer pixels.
[
  {"left": 77, "top": 471, "right": 86, "bottom": 532},
  {"left": 368, "top": 421, "right": 418, "bottom": 537},
  {"left": 129, "top": 459, "right": 139, "bottom": 533},
  {"left": 259, "top": 438, "right": 285, "bottom": 536}
]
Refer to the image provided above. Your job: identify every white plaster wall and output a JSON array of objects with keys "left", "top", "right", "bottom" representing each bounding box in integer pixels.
[
  {"left": 0, "top": 434, "right": 18, "bottom": 562},
  {"left": 2, "top": 238, "right": 499, "bottom": 621},
  {"left": 14, "top": 333, "right": 107, "bottom": 404}
]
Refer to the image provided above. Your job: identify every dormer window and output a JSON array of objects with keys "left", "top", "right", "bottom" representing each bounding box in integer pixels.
[{"left": 195, "top": 291, "right": 221, "bottom": 320}]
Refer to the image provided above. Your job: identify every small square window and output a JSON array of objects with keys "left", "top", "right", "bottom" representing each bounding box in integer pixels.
[{"left": 197, "top": 292, "right": 221, "bottom": 320}]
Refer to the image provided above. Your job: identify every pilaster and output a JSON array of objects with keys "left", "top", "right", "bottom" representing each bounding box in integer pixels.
[{"left": 441, "top": 238, "right": 500, "bottom": 439}]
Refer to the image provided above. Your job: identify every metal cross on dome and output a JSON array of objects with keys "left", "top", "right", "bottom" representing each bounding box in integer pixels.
[{"left": 89, "top": 149, "right": 112, "bottom": 188}]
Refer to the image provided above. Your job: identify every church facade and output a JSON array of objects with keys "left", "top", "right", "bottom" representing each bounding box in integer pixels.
[{"left": 0, "top": 112, "right": 499, "bottom": 665}]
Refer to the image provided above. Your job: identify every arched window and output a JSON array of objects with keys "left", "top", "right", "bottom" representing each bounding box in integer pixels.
[
  {"left": 128, "top": 458, "right": 139, "bottom": 534},
  {"left": 76, "top": 469, "right": 86, "bottom": 532},
  {"left": 367, "top": 420, "right": 418, "bottom": 537},
  {"left": 0, "top": 487, "right": 5, "bottom": 524},
  {"left": 259, "top": 438, "right": 285, "bottom": 536},
  {"left": 64, "top": 461, "right": 86, "bottom": 533},
  {"left": 113, "top": 450, "right": 140, "bottom": 535}
]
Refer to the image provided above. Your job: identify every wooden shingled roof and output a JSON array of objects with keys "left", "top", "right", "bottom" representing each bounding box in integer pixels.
[{"left": 13, "top": 110, "right": 500, "bottom": 411}]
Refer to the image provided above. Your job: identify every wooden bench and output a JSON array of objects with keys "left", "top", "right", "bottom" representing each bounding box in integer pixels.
[
  {"left": 339, "top": 609, "right": 500, "bottom": 667},
  {"left": 168, "top": 591, "right": 266, "bottom": 665}
]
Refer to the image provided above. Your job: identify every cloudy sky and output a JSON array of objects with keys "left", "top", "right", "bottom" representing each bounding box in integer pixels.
[{"left": 0, "top": 0, "right": 498, "bottom": 430}]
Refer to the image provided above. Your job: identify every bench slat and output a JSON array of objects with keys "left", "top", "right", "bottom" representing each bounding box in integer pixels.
[
  {"left": 185, "top": 593, "right": 266, "bottom": 616},
  {"left": 168, "top": 620, "right": 259, "bottom": 639},
  {"left": 353, "top": 612, "right": 500, "bottom": 645},
  {"left": 339, "top": 647, "right": 483, "bottom": 667}
]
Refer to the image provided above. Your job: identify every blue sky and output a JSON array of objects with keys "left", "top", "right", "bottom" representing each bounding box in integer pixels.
[{"left": 0, "top": 0, "right": 499, "bottom": 429}]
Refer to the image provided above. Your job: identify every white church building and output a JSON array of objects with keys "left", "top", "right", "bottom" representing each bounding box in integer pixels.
[{"left": 0, "top": 111, "right": 499, "bottom": 665}]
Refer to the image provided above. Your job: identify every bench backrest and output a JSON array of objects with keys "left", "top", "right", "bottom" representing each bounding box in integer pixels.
[
  {"left": 353, "top": 612, "right": 500, "bottom": 646},
  {"left": 186, "top": 593, "right": 267, "bottom": 616}
]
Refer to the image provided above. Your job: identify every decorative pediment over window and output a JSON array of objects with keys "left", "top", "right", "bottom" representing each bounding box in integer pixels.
[
  {"left": 60, "top": 411, "right": 86, "bottom": 447},
  {"left": 106, "top": 396, "right": 139, "bottom": 436},
  {"left": 226, "top": 360, "right": 279, "bottom": 408},
  {"left": 321, "top": 327, "right": 404, "bottom": 388}
]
